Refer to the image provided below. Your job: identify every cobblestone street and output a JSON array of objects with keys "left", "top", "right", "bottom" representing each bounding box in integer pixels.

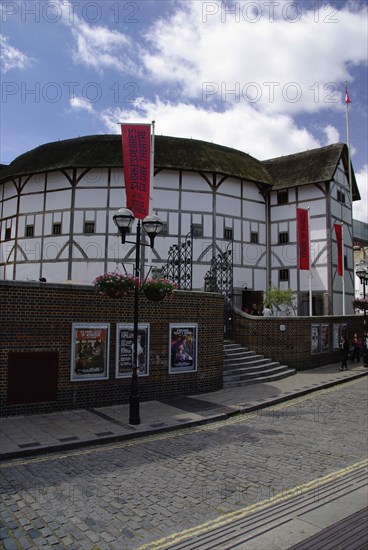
[{"left": 1, "top": 378, "right": 367, "bottom": 549}]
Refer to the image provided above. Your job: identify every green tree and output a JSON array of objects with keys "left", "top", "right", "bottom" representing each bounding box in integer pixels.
[{"left": 265, "top": 287, "right": 296, "bottom": 316}]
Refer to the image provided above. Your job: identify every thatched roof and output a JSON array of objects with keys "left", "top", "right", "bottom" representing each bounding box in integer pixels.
[
  {"left": 0, "top": 136, "right": 360, "bottom": 200},
  {"left": 264, "top": 143, "right": 360, "bottom": 200},
  {"left": 0, "top": 134, "right": 272, "bottom": 186}
]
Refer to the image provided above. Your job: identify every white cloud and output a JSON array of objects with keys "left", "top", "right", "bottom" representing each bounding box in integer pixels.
[
  {"left": 141, "top": 1, "right": 368, "bottom": 115},
  {"left": 99, "top": 98, "right": 320, "bottom": 160},
  {"left": 353, "top": 165, "right": 368, "bottom": 223},
  {"left": 324, "top": 125, "right": 340, "bottom": 144},
  {"left": 55, "top": 0, "right": 133, "bottom": 73},
  {"left": 71, "top": 22, "right": 132, "bottom": 73},
  {"left": 0, "top": 35, "right": 33, "bottom": 73},
  {"left": 69, "top": 96, "right": 94, "bottom": 113}
]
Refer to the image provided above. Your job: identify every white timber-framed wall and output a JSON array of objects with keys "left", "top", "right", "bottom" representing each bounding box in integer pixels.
[{"left": 0, "top": 135, "right": 360, "bottom": 315}]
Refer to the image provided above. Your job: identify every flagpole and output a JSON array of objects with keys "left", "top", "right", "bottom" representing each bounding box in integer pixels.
[
  {"left": 344, "top": 82, "right": 352, "bottom": 317},
  {"left": 150, "top": 120, "right": 155, "bottom": 215},
  {"left": 146, "top": 121, "right": 155, "bottom": 274},
  {"left": 341, "top": 223, "right": 345, "bottom": 315},
  {"left": 308, "top": 207, "right": 312, "bottom": 316},
  {"left": 344, "top": 81, "right": 353, "bottom": 205}
]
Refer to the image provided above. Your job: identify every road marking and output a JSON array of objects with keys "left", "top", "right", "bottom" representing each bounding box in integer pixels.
[
  {"left": 0, "top": 377, "right": 364, "bottom": 469},
  {"left": 136, "top": 459, "right": 368, "bottom": 550}
]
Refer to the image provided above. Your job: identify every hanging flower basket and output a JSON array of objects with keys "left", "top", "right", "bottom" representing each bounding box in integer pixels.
[
  {"left": 352, "top": 298, "right": 368, "bottom": 311},
  {"left": 141, "top": 278, "right": 177, "bottom": 302},
  {"left": 93, "top": 273, "right": 139, "bottom": 298}
]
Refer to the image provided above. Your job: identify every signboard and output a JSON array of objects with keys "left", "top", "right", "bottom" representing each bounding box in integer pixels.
[
  {"left": 71, "top": 324, "right": 109, "bottom": 381},
  {"left": 169, "top": 324, "right": 198, "bottom": 373},
  {"left": 116, "top": 323, "right": 150, "bottom": 378},
  {"left": 311, "top": 324, "right": 320, "bottom": 354}
]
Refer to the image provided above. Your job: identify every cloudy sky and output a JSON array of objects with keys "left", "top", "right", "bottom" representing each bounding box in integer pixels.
[{"left": 1, "top": 0, "right": 367, "bottom": 221}]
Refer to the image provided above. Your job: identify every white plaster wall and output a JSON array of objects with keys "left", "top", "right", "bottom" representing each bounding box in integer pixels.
[
  {"left": 23, "top": 173, "right": 45, "bottom": 194},
  {"left": 3, "top": 181, "right": 17, "bottom": 200},
  {"left": 182, "top": 172, "right": 211, "bottom": 192},
  {"left": 45, "top": 190, "right": 72, "bottom": 211}
]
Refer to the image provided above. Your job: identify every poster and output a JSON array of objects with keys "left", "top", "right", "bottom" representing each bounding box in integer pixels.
[
  {"left": 169, "top": 324, "right": 198, "bottom": 373},
  {"left": 116, "top": 324, "right": 150, "bottom": 378},
  {"left": 311, "top": 324, "right": 320, "bottom": 354},
  {"left": 333, "top": 324, "right": 340, "bottom": 350},
  {"left": 71, "top": 324, "right": 109, "bottom": 381},
  {"left": 321, "top": 324, "right": 330, "bottom": 353}
]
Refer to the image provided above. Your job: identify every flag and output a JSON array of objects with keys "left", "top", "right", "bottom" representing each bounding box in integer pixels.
[
  {"left": 121, "top": 124, "right": 151, "bottom": 219},
  {"left": 344, "top": 82, "right": 351, "bottom": 104},
  {"left": 297, "top": 208, "right": 310, "bottom": 270},
  {"left": 334, "top": 223, "right": 343, "bottom": 276}
]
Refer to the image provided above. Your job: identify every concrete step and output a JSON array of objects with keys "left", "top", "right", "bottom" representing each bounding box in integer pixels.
[
  {"left": 224, "top": 361, "right": 282, "bottom": 375},
  {"left": 223, "top": 367, "right": 297, "bottom": 387},
  {"left": 223, "top": 339, "right": 296, "bottom": 386}
]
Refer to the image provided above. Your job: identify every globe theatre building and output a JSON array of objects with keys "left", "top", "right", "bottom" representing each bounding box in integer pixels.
[{"left": 0, "top": 135, "right": 360, "bottom": 315}]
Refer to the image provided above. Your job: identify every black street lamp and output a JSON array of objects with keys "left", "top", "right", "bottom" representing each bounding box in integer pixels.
[
  {"left": 113, "top": 208, "right": 163, "bottom": 424},
  {"left": 356, "top": 261, "right": 368, "bottom": 367}
]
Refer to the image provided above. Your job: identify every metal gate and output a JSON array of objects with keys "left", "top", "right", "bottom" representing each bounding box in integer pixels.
[
  {"left": 204, "top": 244, "right": 233, "bottom": 336},
  {"left": 161, "top": 232, "right": 193, "bottom": 290}
]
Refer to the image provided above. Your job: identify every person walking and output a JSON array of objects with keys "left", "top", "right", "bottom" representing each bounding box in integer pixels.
[
  {"left": 339, "top": 336, "right": 349, "bottom": 371},
  {"left": 351, "top": 333, "right": 362, "bottom": 363}
]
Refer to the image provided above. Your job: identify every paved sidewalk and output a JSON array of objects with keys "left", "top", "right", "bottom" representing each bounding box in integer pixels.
[{"left": 1, "top": 362, "right": 367, "bottom": 461}]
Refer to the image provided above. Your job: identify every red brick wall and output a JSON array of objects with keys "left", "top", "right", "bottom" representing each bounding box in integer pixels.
[
  {"left": 233, "top": 308, "right": 365, "bottom": 370},
  {"left": 0, "top": 281, "right": 224, "bottom": 416}
]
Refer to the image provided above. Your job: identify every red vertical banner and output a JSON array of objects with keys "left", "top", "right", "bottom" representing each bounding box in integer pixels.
[
  {"left": 334, "top": 223, "right": 343, "bottom": 276},
  {"left": 121, "top": 124, "right": 151, "bottom": 219},
  {"left": 297, "top": 208, "right": 310, "bottom": 270}
]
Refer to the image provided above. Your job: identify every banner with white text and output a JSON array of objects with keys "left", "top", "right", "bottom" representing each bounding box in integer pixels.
[{"left": 121, "top": 124, "right": 151, "bottom": 219}]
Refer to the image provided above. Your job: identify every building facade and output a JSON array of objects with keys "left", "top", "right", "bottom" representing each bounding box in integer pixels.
[{"left": 0, "top": 135, "right": 360, "bottom": 315}]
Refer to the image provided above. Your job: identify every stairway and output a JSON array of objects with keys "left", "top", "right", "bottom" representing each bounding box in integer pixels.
[{"left": 223, "top": 340, "right": 296, "bottom": 387}]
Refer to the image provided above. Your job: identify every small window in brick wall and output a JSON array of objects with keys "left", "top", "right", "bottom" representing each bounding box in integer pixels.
[
  {"left": 53, "top": 223, "right": 62, "bottom": 235},
  {"left": 160, "top": 222, "right": 168, "bottom": 236},
  {"left": 279, "top": 232, "right": 289, "bottom": 244},
  {"left": 277, "top": 190, "right": 289, "bottom": 204},
  {"left": 25, "top": 225, "right": 34, "bottom": 237},
  {"left": 84, "top": 221, "right": 95, "bottom": 234},
  {"left": 191, "top": 223, "right": 203, "bottom": 238},
  {"left": 224, "top": 227, "right": 233, "bottom": 241}
]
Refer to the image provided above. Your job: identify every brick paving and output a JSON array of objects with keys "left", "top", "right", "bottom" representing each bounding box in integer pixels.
[{"left": 0, "top": 367, "right": 367, "bottom": 549}]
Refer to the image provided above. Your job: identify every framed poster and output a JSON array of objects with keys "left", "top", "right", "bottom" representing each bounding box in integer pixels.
[
  {"left": 333, "top": 324, "right": 340, "bottom": 350},
  {"left": 116, "top": 324, "right": 150, "bottom": 378},
  {"left": 169, "top": 323, "right": 198, "bottom": 373},
  {"left": 71, "top": 324, "right": 109, "bottom": 381},
  {"left": 321, "top": 324, "right": 330, "bottom": 353},
  {"left": 311, "top": 324, "right": 320, "bottom": 354}
]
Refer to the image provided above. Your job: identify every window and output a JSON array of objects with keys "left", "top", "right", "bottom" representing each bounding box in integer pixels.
[
  {"left": 160, "top": 222, "right": 168, "bottom": 236},
  {"left": 224, "top": 228, "right": 233, "bottom": 241},
  {"left": 277, "top": 190, "right": 288, "bottom": 204},
  {"left": 191, "top": 223, "right": 203, "bottom": 238},
  {"left": 337, "top": 190, "right": 346, "bottom": 204},
  {"left": 5, "top": 228, "right": 11, "bottom": 240},
  {"left": 279, "top": 232, "right": 289, "bottom": 244},
  {"left": 84, "top": 221, "right": 95, "bottom": 234},
  {"left": 250, "top": 232, "right": 258, "bottom": 244},
  {"left": 279, "top": 269, "right": 289, "bottom": 282},
  {"left": 52, "top": 223, "right": 62, "bottom": 235},
  {"left": 25, "top": 225, "right": 34, "bottom": 237},
  {"left": 344, "top": 254, "right": 348, "bottom": 270}
]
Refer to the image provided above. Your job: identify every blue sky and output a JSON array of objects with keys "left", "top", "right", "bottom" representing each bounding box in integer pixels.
[{"left": 1, "top": 0, "right": 367, "bottom": 221}]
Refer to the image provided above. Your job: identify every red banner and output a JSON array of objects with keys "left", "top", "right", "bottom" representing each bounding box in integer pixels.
[
  {"left": 334, "top": 223, "right": 343, "bottom": 276},
  {"left": 297, "top": 208, "right": 310, "bottom": 270},
  {"left": 121, "top": 124, "right": 151, "bottom": 219}
]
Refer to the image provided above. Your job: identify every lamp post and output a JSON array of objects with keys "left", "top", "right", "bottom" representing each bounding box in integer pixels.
[
  {"left": 113, "top": 208, "right": 163, "bottom": 424},
  {"left": 356, "top": 261, "right": 368, "bottom": 367}
]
